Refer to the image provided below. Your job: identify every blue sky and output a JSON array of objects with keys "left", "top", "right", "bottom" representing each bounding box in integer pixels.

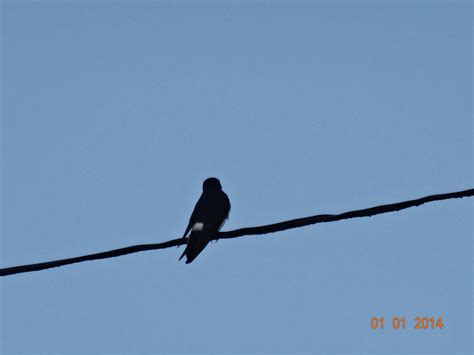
[{"left": 1, "top": 1, "right": 472, "bottom": 353}]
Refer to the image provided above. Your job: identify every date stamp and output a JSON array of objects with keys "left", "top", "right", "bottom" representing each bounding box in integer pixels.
[{"left": 370, "top": 316, "right": 444, "bottom": 330}]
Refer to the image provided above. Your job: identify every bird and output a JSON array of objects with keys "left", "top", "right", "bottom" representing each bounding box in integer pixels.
[{"left": 179, "top": 177, "right": 231, "bottom": 264}]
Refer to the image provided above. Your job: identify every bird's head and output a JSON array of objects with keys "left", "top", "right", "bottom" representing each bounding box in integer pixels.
[{"left": 203, "top": 177, "right": 222, "bottom": 191}]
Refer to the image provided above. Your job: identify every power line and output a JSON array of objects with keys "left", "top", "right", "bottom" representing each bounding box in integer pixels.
[{"left": 1, "top": 188, "right": 472, "bottom": 277}]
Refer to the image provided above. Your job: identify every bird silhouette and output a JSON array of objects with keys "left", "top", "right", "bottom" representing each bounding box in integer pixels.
[{"left": 179, "top": 177, "right": 231, "bottom": 264}]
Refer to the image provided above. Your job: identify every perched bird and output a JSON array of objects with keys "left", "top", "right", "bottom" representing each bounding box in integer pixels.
[{"left": 179, "top": 177, "right": 231, "bottom": 264}]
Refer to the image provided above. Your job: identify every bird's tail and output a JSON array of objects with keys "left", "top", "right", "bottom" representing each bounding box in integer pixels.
[
  {"left": 178, "top": 230, "right": 212, "bottom": 264},
  {"left": 178, "top": 247, "right": 186, "bottom": 261}
]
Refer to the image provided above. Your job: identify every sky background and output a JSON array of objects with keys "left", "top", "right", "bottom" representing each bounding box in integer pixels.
[{"left": 0, "top": 1, "right": 472, "bottom": 354}]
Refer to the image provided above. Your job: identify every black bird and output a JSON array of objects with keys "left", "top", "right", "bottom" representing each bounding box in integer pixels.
[{"left": 179, "top": 177, "right": 231, "bottom": 264}]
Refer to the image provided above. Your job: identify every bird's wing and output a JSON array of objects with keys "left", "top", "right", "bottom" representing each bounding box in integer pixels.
[{"left": 182, "top": 194, "right": 205, "bottom": 238}]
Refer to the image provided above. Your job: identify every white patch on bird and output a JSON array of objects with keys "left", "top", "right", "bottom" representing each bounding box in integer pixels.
[{"left": 192, "top": 222, "right": 204, "bottom": 231}]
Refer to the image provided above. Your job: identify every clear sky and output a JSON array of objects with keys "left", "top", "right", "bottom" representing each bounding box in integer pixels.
[{"left": 1, "top": 1, "right": 472, "bottom": 354}]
